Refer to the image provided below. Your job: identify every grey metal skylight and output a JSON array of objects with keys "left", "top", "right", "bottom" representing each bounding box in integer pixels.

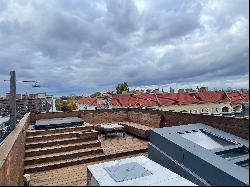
[{"left": 181, "top": 130, "right": 235, "bottom": 150}]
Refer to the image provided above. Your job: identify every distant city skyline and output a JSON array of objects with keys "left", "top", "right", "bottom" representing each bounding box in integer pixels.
[
  {"left": 0, "top": 78, "right": 249, "bottom": 97},
  {"left": 0, "top": 0, "right": 249, "bottom": 97}
]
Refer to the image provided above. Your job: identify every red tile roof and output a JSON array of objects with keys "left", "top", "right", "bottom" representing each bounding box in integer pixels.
[
  {"left": 241, "top": 91, "right": 249, "bottom": 102},
  {"left": 226, "top": 91, "right": 249, "bottom": 104},
  {"left": 193, "top": 91, "right": 229, "bottom": 104},
  {"left": 156, "top": 93, "right": 199, "bottom": 106},
  {"left": 77, "top": 91, "right": 249, "bottom": 107},
  {"left": 77, "top": 97, "right": 98, "bottom": 106},
  {"left": 135, "top": 93, "right": 158, "bottom": 107},
  {"left": 156, "top": 93, "right": 179, "bottom": 106},
  {"left": 177, "top": 93, "right": 200, "bottom": 105},
  {"left": 110, "top": 94, "right": 138, "bottom": 107}
]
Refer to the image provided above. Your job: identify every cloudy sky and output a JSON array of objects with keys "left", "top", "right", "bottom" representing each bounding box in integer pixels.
[{"left": 0, "top": 0, "right": 249, "bottom": 96}]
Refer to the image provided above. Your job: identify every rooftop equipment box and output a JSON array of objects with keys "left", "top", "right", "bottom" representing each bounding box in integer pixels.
[{"left": 87, "top": 156, "right": 196, "bottom": 186}]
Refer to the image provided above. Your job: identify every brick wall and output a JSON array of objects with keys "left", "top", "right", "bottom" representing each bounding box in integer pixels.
[
  {"left": 127, "top": 109, "right": 162, "bottom": 128},
  {"left": 81, "top": 109, "right": 128, "bottom": 124},
  {"left": 30, "top": 109, "right": 129, "bottom": 125},
  {"left": 30, "top": 111, "right": 80, "bottom": 124},
  {"left": 163, "top": 111, "right": 249, "bottom": 139},
  {"left": 30, "top": 109, "right": 249, "bottom": 139},
  {"left": 0, "top": 113, "right": 30, "bottom": 186}
]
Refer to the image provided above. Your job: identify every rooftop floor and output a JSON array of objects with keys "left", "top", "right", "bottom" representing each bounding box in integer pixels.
[
  {"left": 28, "top": 132, "right": 148, "bottom": 186},
  {"left": 30, "top": 152, "right": 148, "bottom": 186}
]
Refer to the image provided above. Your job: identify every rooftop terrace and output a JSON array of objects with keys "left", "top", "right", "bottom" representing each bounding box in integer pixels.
[
  {"left": 0, "top": 108, "right": 249, "bottom": 186},
  {"left": 28, "top": 133, "right": 147, "bottom": 186}
]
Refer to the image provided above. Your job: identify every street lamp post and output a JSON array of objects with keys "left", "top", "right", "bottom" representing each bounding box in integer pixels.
[
  {"left": 9, "top": 71, "right": 16, "bottom": 130},
  {"left": 4, "top": 71, "right": 41, "bottom": 130}
]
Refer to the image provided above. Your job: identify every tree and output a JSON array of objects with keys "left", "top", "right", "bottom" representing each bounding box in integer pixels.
[
  {"left": 90, "top": 92, "right": 101, "bottom": 98},
  {"left": 66, "top": 98, "right": 77, "bottom": 111},
  {"left": 60, "top": 101, "right": 68, "bottom": 112},
  {"left": 116, "top": 82, "right": 129, "bottom": 94},
  {"left": 55, "top": 98, "right": 77, "bottom": 112},
  {"left": 55, "top": 99, "right": 64, "bottom": 111}
]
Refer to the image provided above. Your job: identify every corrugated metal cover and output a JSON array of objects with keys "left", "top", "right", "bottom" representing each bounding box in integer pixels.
[{"left": 104, "top": 162, "right": 152, "bottom": 182}]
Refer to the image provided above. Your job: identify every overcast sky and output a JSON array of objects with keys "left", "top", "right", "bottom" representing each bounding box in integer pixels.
[{"left": 0, "top": 0, "right": 249, "bottom": 96}]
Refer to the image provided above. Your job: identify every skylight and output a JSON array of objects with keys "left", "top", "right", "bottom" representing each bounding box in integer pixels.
[{"left": 181, "top": 130, "right": 235, "bottom": 150}]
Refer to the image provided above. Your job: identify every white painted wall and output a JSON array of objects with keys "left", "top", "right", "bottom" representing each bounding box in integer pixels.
[{"left": 77, "top": 103, "right": 96, "bottom": 110}]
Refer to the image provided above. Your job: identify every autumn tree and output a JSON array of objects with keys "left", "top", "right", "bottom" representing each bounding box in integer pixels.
[
  {"left": 116, "top": 82, "right": 129, "bottom": 94},
  {"left": 66, "top": 98, "right": 77, "bottom": 111},
  {"left": 60, "top": 101, "right": 68, "bottom": 112},
  {"left": 55, "top": 99, "right": 64, "bottom": 111},
  {"left": 55, "top": 98, "right": 77, "bottom": 112}
]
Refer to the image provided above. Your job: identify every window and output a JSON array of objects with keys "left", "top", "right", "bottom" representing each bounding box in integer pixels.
[{"left": 222, "top": 106, "right": 229, "bottom": 112}]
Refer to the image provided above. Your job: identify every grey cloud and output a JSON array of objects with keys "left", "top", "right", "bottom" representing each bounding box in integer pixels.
[
  {"left": 0, "top": 0, "right": 7, "bottom": 11},
  {"left": 105, "top": 0, "right": 140, "bottom": 34},
  {"left": 143, "top": 1, "right": 202, "bottom": 43},
  {"left": 143, "top": 12, "right": 199, "bottom": 42},
  {"left": 201, "top": 0, "right": 249, "bottom": 30},
  {"left": 0, "top": 0, "right": 249, "bottom": 96}
]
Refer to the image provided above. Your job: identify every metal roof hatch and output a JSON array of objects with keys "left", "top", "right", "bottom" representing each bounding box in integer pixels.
[{"left": 104, "top": 162, "right": 152, "bottom": 182}]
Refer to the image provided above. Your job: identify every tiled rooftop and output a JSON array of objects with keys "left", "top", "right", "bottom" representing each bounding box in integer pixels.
[
  {"left": 78, "top": 91, "right": 249, "bottom": 107},
  {"left": 77, "top": 97, "right": 98, "bottom": 106},
  {"left": 194, "top": 91, "right": 229, "bottom": 103}
]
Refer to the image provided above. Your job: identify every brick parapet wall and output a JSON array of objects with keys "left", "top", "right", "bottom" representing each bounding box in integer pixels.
[
  {"left": 30, "top": 111, "right": 80, "bottom": 124},
  {"left": 30, "top": 109, "right": 129, "bottom": 125},
  {"left": 163, "top": 111, "right": 249, "bottom": 139},
  {"left": 0, "top": 113, "right": 31, "bottom": 186},
  {"left": 127, "top": 109, "right": 162, "bottom": 128},
  {"left": 81, "top": 109, "right": 128, "bottom": 124},
  {"left": 30, "top": 108, "right": 249, "bottom": 139}
]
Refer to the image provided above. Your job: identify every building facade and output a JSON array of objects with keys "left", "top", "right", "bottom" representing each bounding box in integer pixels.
[{"left": 0, "top": 93, "right": 51, "bottom": 116}]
